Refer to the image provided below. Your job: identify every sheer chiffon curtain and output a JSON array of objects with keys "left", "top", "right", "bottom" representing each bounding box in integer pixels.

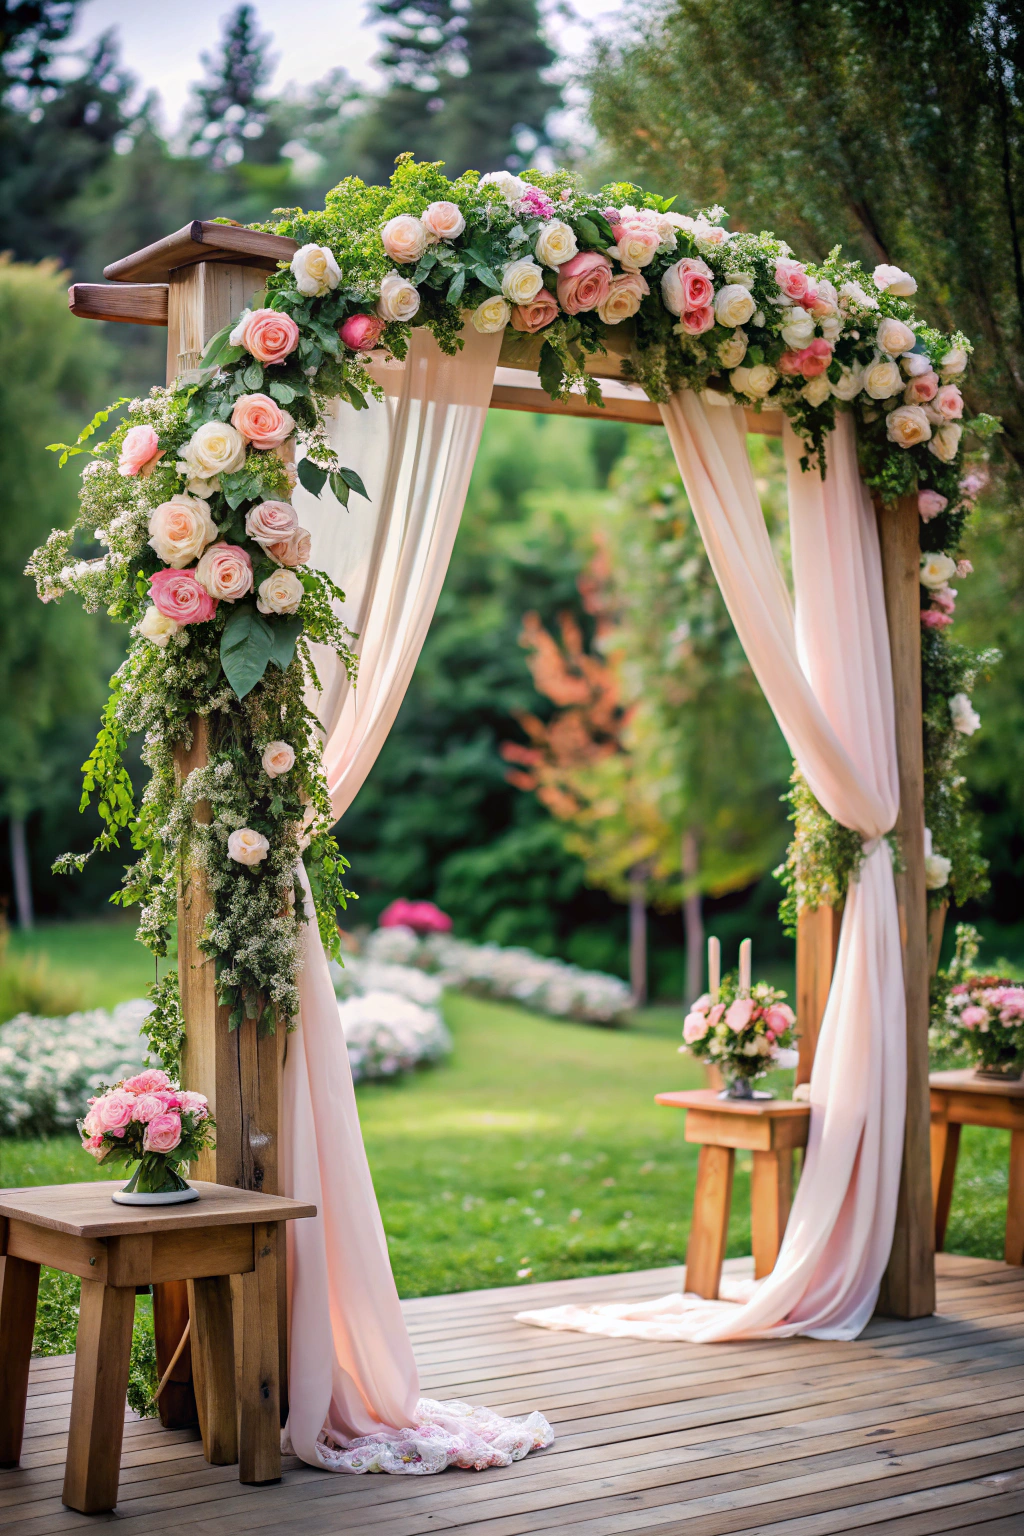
[
  {"left": 281, "top": 325, "right": 552, "bottom": 1472},
  {"left": 519, "top": 397, "right": 907, "bottom": 1344}
]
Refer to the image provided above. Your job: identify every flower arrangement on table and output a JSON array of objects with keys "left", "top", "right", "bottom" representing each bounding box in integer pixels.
[
  {"left": 78, "top": 1067, "right": 216, "bottom": 1200},
  {"left": 681, "top": 940, "right": 796, "bottom": 1097},
  {"left": 930, "top": 924, "right": 1024, "bottom": 1080}
]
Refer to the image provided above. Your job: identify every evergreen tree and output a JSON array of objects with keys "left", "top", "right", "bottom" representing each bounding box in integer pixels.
[
  {"left": 188, "top": 3, "right": 279, "bottom": 170},
  {"left": 439, "top": 0, "right": 560, "bottom": 174},
  {"left": 353, "top": 0, "right": 463, "bottom": 182}
]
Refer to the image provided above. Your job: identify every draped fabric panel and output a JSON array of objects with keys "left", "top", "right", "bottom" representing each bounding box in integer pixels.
[{"left": 519, "top": 396, "right": 907, "bottom": 1343}]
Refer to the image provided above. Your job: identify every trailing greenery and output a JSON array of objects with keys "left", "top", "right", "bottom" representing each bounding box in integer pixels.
[{"left": 775, "top": 771, "right": 868, "bottom": 935}]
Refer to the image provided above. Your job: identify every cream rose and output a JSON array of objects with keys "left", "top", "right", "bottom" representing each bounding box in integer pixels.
[
  {"left": 873, "top": 263, "right": 917, "bottom": 296},
  {"left": 376, "top": 271, "right": 421, "bottom": 323},
  {"left": 181, "top": 420, "right": 247, "bottom": 481},
  {"left": 290, "top": 243, "right": 341, "bottom": 297},
  {"left": 612, "top": 224, "right": 661, "bottom": 271},
  {"left": 534, "top": 219, "right": 578, "bottom": 269},
  {"left": 421, "top": 201, "right": 466, "bottom": 242},
  {"left": 780, "top": 307, "right": 816, "bottom": 348},
  {"left": 195, "top": 542, "right": 253, "bottom": 602},
  {"left": 886, "top": 403, "right": 932, "bottom": 448},
  {"left": 596, "top": 271, "right": 649, "bottom": 325},
  {"left": 478, "top": 170, "right": 526, "bottom": 203},
  {"left": 831, "top": 363, "right": 864, "bottom": 401},
  {"left": 714, "top": 283, "right": 756, "bottom": 328},
  {"left": 257, "top": 568, "right": 304, "bottom": 615},
  {"left": 925, "top": 852, "right": 951, "bottom": 890},
  {"left": 802, "top": 375, "right": 832, "bottom": 408},
  {"left": 919, "top": 552, "right": 957, "bottom": 589},
  {"left": 730, "top": 363, "right": 778, "bottom": 399},
  {"left": 863, "top": 355, "right": 904, "bottom": 399},
  {"left": 262, "top": 740, "right": 296, "bottom": 777},
  {"left": 929, "top": 422, "right": 963, "bottom": 463},
  {"left": 717, "top": 328, "right": 748, "bottom": 369},
  {"left": 381, "top": 214, "right": 427, "bottom": 264},
  {"left": 227, "top": 828, "right": 270, "bottom": 866},
  {"left": 148, "top": 494, "right": 217, "bottom": 568},
  {"left": 501, "top": 257, "right": 545, "bottom": 305},
  {"left": 139, "top": 605, "right": 179, "bottom": 647},
  {"left": 902, "top": 351, "right": 933, "bottom": 377},
  {"left": 876, "top": 316, "right": 916, "bottom": 356},
  {"left": 940, "top": 346, "right": 968, "bottom": 377},
  {"left": 471, "top": 295, "right": 512, "bottom": 334},
  {"left": 949, "top": 693, "right": 981, "bottom": 735}
]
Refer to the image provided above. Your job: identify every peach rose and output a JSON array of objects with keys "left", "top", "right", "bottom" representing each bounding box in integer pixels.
[
  {"left": 195, "top": 542, "right": 253, "bottom": 603},
  {"left": 935, "top": 384, "right": 964, "bottom": 419},
  {"left": 231, "top": 393, "right": 295, "bottom": 450},
  {"left": 597, "top": 271, "right": 649, "bottom": 324},
  {"left": 266, "top": 527, "right": 311, "bottom": 567},
  {"left": 611, "top": 221, "right": 661, "bottom": 271},
  {"left": 797, "top": 339, "right": 834, "bottom": 378},
  {"left": 339, "top": 313, "right": 386, "bottom": 351},
  {"left": 257, "top": 568, "right": 304, "bottom": 615},
  {"left": 118, "top": 424, "right": 163, "bottom": 477},
  {"left": 148, "top": 494, "right": 217, "bottom": 568},
  {"left": 381, "top": 214, "right": 428, "bottom": 264},
  {"left": 230, "top": 307, "right": 300, "bottom": 366},
  {"left": 262, "top": 740, "right": 296, "bottom": 777},
  {"left": 679, "top": 305, "right": 715, "bottom": 336},
  {"left": 143, "top": 1111, "right": 182, "bottom": 1154},
  {"left": 227, "top": 827, "right": 270, "bottom": 865},
  {"left": 421, "top": 201, "right": 466, "bottom": 241},
  {"left": 510, "top": 292, "right": 560, "bottom": 332},
  {"left": 245, "top": 500, "right": 298, "bottom": 549},
  {"left": 556, "top": 251, "right": 613, "bottom": 314},
  {"left": 149, "top": 568, "right": 217, "bottom": 625},
  {"left": 661, "top": 256, "right": 714, "bottom": 316},
  {"left": 887, "top": 404, "right": 932, "bottom": 448}
]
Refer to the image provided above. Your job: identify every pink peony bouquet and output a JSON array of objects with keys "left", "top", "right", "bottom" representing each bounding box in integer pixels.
[
  {"left": 378, "top": 899, "right": 453, "bottom": 935},
  {"left": 681, "top": 974, "right": 796, "bottom": 1093},
  {"left": 78, "top": 1068, "right": 216, "bottom": 1196},
  {"left": 931, "top": 924, "right": 1024, "bottom": 1078}
]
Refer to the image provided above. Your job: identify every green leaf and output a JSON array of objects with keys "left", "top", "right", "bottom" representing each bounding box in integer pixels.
[
  {"left": 574, "top": 216, "right": 603, "bottom": 248},
  {"left": 329, "top": 472, "right": 350, "bottom": 507},
  {"left": 268, "top": 616, "right": 304, "bottom": 671},
  {"left": 199, "top": 323, "right": 234, "bottom": 366},
  {"left": 337, "top": 465, "right": 369, "bottom": 501},
  {"left": 297, "top": 458, "right": 328, "bottom": 496},
  {"left": 538, "top": 341, "right": 565, "bottom": 399},
  {"left": 590, "top": 212, "right": 617, "bottom": 245},
  {"left": 220, "top": 605, "right": 274, "bottom": 698},
  {"left": 472, "top": 264, "right": 503, "bottom": 293},
  {"left": 412, "top": 249, "right": 440, "bottom": 285},
  {"left": 447, "top": 266, "right": 466, "bottom": 305},
  {"left": 242, "top": 361, "right": 264, "bottom": 391},
  {"left": 268, "top": 380, "right": 297, "bottom": 405}
]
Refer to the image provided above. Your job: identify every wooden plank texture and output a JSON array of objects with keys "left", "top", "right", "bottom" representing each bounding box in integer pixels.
[{"left": 68, "top": 282, "right": 169, "bottom": 325}]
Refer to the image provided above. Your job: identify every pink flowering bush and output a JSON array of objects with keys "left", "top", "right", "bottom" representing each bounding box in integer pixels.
[
  {"left": 931, "top": 924, "right": 1024, "bottom": 1076},
  {"left": 379, "top": 898, "right": 453, "bottom": 935},
  {"left": 78, "top": 1069, "right": 215, "bottom": 1194},
  {"left": 681, "top": 972, "right": 796, "bottom": 1090}
]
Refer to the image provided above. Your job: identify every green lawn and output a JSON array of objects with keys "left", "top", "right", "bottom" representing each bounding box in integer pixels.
[{"left": 6, "top": 918, "right": 162, "bottom": 1014}]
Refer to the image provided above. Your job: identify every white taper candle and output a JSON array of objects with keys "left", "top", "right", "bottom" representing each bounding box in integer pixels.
[
  {"left": 708, "top": 936, "right": 720, "bottom": 1002},
  {"left": 739, "top": 937, "right": 752, "bottom": 994}
]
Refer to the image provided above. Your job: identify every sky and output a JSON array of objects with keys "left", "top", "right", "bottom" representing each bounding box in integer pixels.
[{"left": 70, "top": 0, "right": 625, "bottom": 133}]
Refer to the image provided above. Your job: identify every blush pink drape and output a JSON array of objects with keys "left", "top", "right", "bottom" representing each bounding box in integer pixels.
[{"left": 519, "top": 396, "right": 907, "bottom": 1343}]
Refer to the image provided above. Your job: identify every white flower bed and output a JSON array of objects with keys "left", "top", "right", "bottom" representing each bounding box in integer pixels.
[
  {"left": 330, "top": 956, "right": 444, "bottom": 1008},
  {"left": 0, "top": 1001, "right": 151, "bottom": 1137},
  {"left": 336, "top": 991, "right": 452, "bottom": 1083}
]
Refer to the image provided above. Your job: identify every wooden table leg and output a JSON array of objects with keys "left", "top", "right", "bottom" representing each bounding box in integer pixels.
[
  {"left": 1007, "top": 1129, "right": 1024, "bottom": 1267},
  {"left": 153, "top": 1280, "right": 198, "bottom": 1429},
  {"left": 931, "top": 1115, "right": 961, "bottom": 1252},
  {"left": 751, "top": 1149, "right": 793, "bottom": 1279},
  {"left": 0, "top": 1255, "right": 40, "bottom": 1467},
  {"left": 685, "top": 1145, "right": 734, "bottom": 1300},
  {"left": 238, "top": 1222, "right": 281, "bottom": 1484},
  {"left": 63, "top": 1281, "right": 134, "bottom": 1513},
  {"left": 188, "top": 1275, "right": 238, "bottom": 1465}
]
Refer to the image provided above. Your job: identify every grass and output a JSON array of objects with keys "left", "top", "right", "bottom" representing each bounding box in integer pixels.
[{"left": 5, "top": 919, "right": 160, "bottom": 1015}]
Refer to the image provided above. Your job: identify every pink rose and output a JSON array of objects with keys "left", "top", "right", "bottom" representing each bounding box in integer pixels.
[
  {"left": 378, "top": 898, "right": 452, "bottom": 933},
  {"left": 82, "top": 1133, "right": 105, "bottom": 1156},
  {"left": 679, "top": 305, "right": 715, "bottom": 336},
  {"left": 511, "top": 292, "right": 560, "bottom": 333},
  {"left": 960, "top": 468, "right": 989, "bottom": 502},
  {"left": 245, "top": 499, "right": 298, "bottom": 549},
  {"left": 778, "top": 351, "right": 805, "bottom": 377},
  {"left": 81, "top": 1106, "right": 102, "bottom": 1137},
  {"left": 707, "top": 1002, "right": 725, "bottom": 1028},
  {"left": 725, "top": 997, "right": 755, "bottom": 1032},
  {"left": 232, "top": 308, "right": 300, "bottom": 366},
  {"left": 918, "top": 490, "right": 948, "bottom": 520},
  {"left": 118, "top": 424, "right": 163, "bottom": 477},
  {"left": 195, "top": 542, "right": 253, "bottom": 602},
  {"left": 123, "top": 1068, "right": 171, "bottom": 1093},
  {"left": 683, "top": 1012, "right": 709, "bottom": 1044},
  {"left": 265, "top": 527, "right": 311, "bottom": 568},
  {"left": 339, "top": 312, "right": 386, "bottom": 351},
  {"left": 931, "top": 584, "right": 956, "bottom": 614},
  {"left": 149, "top": 568, "right": 217, "bottom": 625},
  {"left": 935, "top": 384, "right": 964, "bottom": 420},
  {"left": 775, "top": 259, "right": 810, "bottom": 302},
  {"left": 178, "top": 1090, "right": 209, "bottom": 1119},
  {"left": 556, "top": 251, "right": 613, "bottom": 315},
  {"left": 131, "top": 1093, "right": 167, "bottom": 1123},
  {"left": 144, "top": 1111, "right": 182, "bottom": 1155},
  {"left": 961, "top": 1005, "right": 988, "bottom": 1028},
  {"left": 764, "top": 1004, "right": 795, "bottom": 1033},
  {"left": 98, "top": 1089, "right": 136, "bottom": 1132},
  {"left": 420, "top": 200, "right": 467, "bottom": 241},
  {"left": 921, "top": 608, "right": 953, "bottom": 629},
  {"left": 231, "top": 393, "right": 295, "bottom": 450},
  {"left": 661, "top": 256, "right": 714, "bottom": 316},
  {"left": 904, "top": 370, "right": 939, "bottom": 404},
  {"left": 797, "top": 339, "right": 834, "bottom": 378}
]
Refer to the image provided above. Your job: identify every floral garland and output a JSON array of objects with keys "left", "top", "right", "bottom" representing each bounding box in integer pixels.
[{"left": 32, "top": 157, "right": 997, "bottom": 1039}]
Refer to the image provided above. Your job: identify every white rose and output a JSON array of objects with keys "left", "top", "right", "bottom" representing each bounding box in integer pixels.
[
  {"left": 139, "top": 605, "right": 178, "bottom": 647},
  {"left": 839, "top": 279, "right": 878, "bottom": 310},
  {"left": 876, "top": 316, "right": 917, "bottom": 356},
  {"left": 752, "top": 310, "right": 765, "bottom": 327},
  {"left": 228, "top": 308, "right": 251, "bottom": 348},
  {"left": 227, "top": 828, "right": 270, "bottom": 867},
  {"left": 863, "top": 354, "right": 904, "bottom": 399},
  {"left": 420, "top": 201, "right": 466, "bottom": 242},
  {"left": 924, "top": 852, "right": 951, "bottom": 890},
  {"left": 919, "top": 551, "right": 958, "bottom": 589},
  {"left": 290, "top": 243, "right": 341, "bottom": 297},
  {"left": 717, "top": 328, "right": 748, "bottom": 369},
  {"left": 928, "top": 422, "right": 963, "bottom": 463},
  {"left": 714, "top": 284, "right": 756, "bottom": 328},
  {"left": 478, "top": 170, "right": 527, "bottom": 204},
  {"left": 940, "top": 346, "right": 968, "bottom": 377},
  {"left": 376, "top": 271, "right": 421, "bottom": 323},
  {"left": 180, "top": 420, "right": 247, "bottom": 480},
  {"left": 873, "top": 263, "right": 917, "bottom": 297},
  {"left": 262, "top": 740, "right": 296, "bottom": 777},
  {"left": 534, "top": 219, "right": 578, "bottom": 269},
  {"left": 830, "top": 362, "right": 864, "bottom": 401},
  {"left": 886, "top": 403, "right": 932, "bottom": 449},
  {"left": 730, "top": 363, "right": 778, "bottom": 399},
  {"left": 257, "top": 568, "right": 304, "bottom": 615},
  {"left": 949, "top": 692, "right": 981, "bottom": 736},
  {"left": 501, "top": 257, "right": 544, "bottom": 305},
  {"left": 148, "top": 494, "right": 217, "bottom": 568},
  {"left": 471, "top": 295, "right": 511, "bottom": 334},
  {"left": 802, "top": 375, "right": 832, "bottom": 408},
  {"left": 381, "top": 214, "right": 427, "bottom": 264},
  {"left": 902, "top": 351, "right": 933, "bottom": 377},
  {"left": 780, "top": 307, "right": 816, "bottom": 348},
  {"left": 819, "top": 314, "right": 842, "bottom": 342},
  {"left": 816, "top": 279, "right": 839, "bottom": 308}
]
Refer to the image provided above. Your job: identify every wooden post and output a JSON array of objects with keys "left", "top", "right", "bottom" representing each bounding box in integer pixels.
[
  {"left": 795, "top": 903, "right": 843, "bottom": 1087},
  {"left": 875, "top": 492, "right": 936, "bottom": 1318}
]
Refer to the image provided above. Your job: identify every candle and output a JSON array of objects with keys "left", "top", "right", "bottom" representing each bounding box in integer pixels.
[
  {"left": 739, "top": 937, "right": 752, "bottom": 995},
  {"left": 708, "top": 936, "right": 720, "bottom": 1002}
]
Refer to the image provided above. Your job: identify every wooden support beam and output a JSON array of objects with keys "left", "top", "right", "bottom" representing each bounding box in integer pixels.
[
  {"left": 103, "top": 221, "right": 298, "bottom": 284},
  {"left": 795, "top": 902, "right": 843, "bottom": 1087},
  {"left": 875, "top": 491, "right": 935, "bottom": 1319},
  {"left": 68, "top": 283, "right": 168, "bottom": 326}
]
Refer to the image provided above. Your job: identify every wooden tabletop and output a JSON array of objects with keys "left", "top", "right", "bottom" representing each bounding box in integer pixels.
[
  {"left": 0, "top": 1181, "right": 317, "bottom": 1239},
  {"left": 655, "top": 1089, "right": 810, "bottom": 1118},
  {"left": 930, "top": 1069, "right": 1024, "bottom": 1098}
]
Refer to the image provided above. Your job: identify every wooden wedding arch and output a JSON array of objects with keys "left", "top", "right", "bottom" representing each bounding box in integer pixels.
[{"left": 69, "top": 220, "right": 937, "bottom": 1421}]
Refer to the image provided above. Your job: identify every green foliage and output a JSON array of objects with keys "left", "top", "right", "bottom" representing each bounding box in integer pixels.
[
  {"left": 143, "top": 972, "right": 185, "bottom": 1077},
  {"left": 32, "top": 1264, "right": 158, "bottom": 1416},
  {"left": 775, "top": 771, "right": 867, "bottom": 936}
]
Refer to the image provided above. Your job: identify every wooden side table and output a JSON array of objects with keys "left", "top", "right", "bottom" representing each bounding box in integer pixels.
[
  {"left": 0, "top": 1180, "right": 315, "bottom": 1513},
  {"left": 930, "top": 1068, "right": 1024, "bottom": 1265},
  {"left": 656, "top": 1089, "right": 810, "bottom": 1299}
]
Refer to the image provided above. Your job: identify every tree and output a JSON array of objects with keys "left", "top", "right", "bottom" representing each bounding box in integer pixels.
[
  {"left": 586, "top": 0, "right": 1024, "bottom": 477},
  {"left": 188, "top": 3, "right": 278, "bottom": 170}
]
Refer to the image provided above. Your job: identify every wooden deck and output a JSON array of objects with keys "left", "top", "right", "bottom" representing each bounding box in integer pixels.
[{"left": 5, "top": 1252, "right": 1024, "bottom": 1535}]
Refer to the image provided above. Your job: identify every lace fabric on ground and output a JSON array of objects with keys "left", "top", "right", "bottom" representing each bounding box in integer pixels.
[{"left": 311, "top": 1398, "right": 554, "bottom": 1475}]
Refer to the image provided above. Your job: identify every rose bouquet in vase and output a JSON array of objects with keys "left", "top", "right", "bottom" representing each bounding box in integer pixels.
[
  {"left": 931, "top": 924, "right": 1024, "bottom": 1080},
  {"left": 681, "top": 938, "right": 796, "bottom": 1099},
  {"left": 79, "top": 1069, "right": 216, "bottom": 1205}
]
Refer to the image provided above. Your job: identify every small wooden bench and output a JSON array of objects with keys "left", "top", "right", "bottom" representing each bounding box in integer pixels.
[
  {"left": 656, "top": 1090, "right": 810, "bottom": 1299},
  {"left": 930, "top": 1068, "right": 1024, "bottom": 1265},
  {"left": 0, "top": 1180, "right": 316, "bottom": 1513}
]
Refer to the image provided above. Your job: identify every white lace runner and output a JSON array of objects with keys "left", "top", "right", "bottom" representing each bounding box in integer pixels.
[{"left": 310, "top": 1398, "right": 554, "bottom": 1475}]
